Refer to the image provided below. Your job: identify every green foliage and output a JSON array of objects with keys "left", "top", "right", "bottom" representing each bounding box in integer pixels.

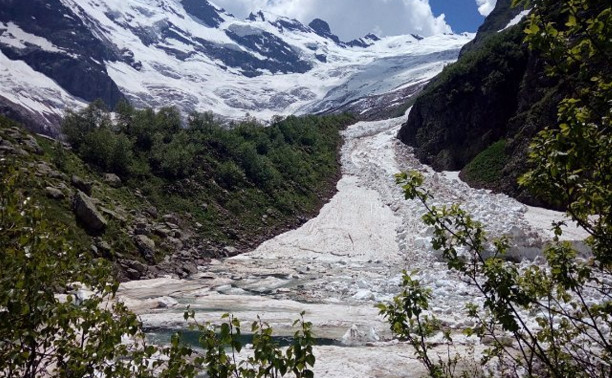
[
  {"left": 378, "top": 273, "right": 457, "bottom": 378},
  {"left": 386, "top": 5, "right": 611, "bottom": 375},
  {"left": 420, "top": 26, "right": 527, "bottom": 106},
  {"left": 388, "top": 170, "right": 611, "bottom": 376},
  {"left": 187, "top": 311, "right": 316, "bottom": 378},
  {"left": 62, "top": 104, "right": 354, "bottom": 244},
  {"left": 517, "top": 0, "right": 612, "bottom": 263},
  {"left": 0, "top": 164, "right": 182, "bottom": 376},
  {"left": 461, "top": 140, "right": 509, "bottom": 184},
  {"left": 0, "top": 163, "right": 316, "bottom": 377},
  {"left": 62, "top": 99, "right": 112, "bottom": 150}
]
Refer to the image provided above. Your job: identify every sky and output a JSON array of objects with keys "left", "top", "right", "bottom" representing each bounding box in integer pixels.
[{"left": 212, "top": 0, "right": 497, "bottom": 40}]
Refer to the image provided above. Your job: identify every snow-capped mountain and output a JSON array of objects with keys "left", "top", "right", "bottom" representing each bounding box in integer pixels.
[{"left": 0, "top": 0, "right": 473, "bottom": 135}]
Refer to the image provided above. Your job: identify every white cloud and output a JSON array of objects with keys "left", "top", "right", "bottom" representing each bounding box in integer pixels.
[
  {"left": 210, "top": 0, "right": 452, "bottom": 40},
  {"left": 475, "top": 0, "right": 497, "bottom": 17}
]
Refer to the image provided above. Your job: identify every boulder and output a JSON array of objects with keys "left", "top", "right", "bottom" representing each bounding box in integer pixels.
[
  {"left": 166, "top": 237, "right": 183, "bottom": 251},
  {"left": 166, "top": 222, "right": 179, "bottom": 230},
  {"left": 153, "top": 226, "right": 172, "bottom": 238},
  {"left": 103, "top": 173, "right": 122, "bottom": 187},
  {"left": 45, "top": 186, "right": 65, "bottom": 200},
  {"left": 223, "top": 246, "right": 238, "bottom": 256},
  {"left": 95, "top": 239, "right": 112, "bottom": 257},
  {"left": 0, "top": 139, "right": 16, "bottom": 155},
  {"left": 99, "top": 207, "right": 127, "bottom": 224},
  {"left": 134, "top": 235, "right": 156, "bottom": 262},
  {"left": 73, "top": 191, "right": 107, "bottom": 232},
  {"left": 162, "top": 214, "right": 180, "bottom": 224},
  {"left": 71, "top": 175, "right": 93, "bottom": 195},
  {"left": 145, "top": 206, "right": 158, "bottom": 218},
  {"left": 22, "top": 135, "right": 43, "bottom": 155},
  {"left": 35, "top": 162, "right": 54, "bottom": 177},
  {"left": 156, "top": 296, "right": 179, "bottom": 308}
]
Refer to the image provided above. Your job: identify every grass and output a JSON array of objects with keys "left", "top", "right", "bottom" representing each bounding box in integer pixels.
[{"left": 461, "top": 139, "right": 509, "bottom": 184}]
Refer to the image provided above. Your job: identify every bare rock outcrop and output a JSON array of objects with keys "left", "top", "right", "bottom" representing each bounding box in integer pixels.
[{"left": 73, "top": 191, "right": 107, "bottom": 232}]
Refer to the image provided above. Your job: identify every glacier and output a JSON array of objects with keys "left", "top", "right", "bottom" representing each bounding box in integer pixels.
[{"left": 0, "top": 0, "right": 473, "bottom": 134}]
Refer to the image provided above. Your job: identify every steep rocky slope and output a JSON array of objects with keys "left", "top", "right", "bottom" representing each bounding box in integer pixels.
[
  {"left": 397, "top": 0, "right": 562, "bottom": 206},
  {"left": 0, "top": 111, "right": 354, "bottom": 281}
]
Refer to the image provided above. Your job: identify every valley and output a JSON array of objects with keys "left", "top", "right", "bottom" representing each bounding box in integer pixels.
[
  {"left": 1, "top": 0, "right": 609, "bottom": 376},
  {"left": 118, "top": 112, "right": 586, "bottom": 377}
]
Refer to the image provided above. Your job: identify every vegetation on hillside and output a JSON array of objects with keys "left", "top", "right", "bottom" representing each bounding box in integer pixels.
[
  {"left": 0, "top": 105, "right": 353, "bottom": 281},
  {"left": 62, "top": 102, "right": 354, "bottom": 246},
  {"left": 0, "top": 165, "right": 316, "bottom": 376},
  {"left": 460, "top": 139, "right": 509, "bottom": 185},
  {"left": 398, "top": 0, "right": 570, "bottom": 207},
  {"left": 382, "top": 0, "right": 612, "bottom": 376},
  {"left": 1, "top": 107, "right": 341, "bottom": 376},
  {"left": 398, "top": 23, "right": 529, "bottom": 172}
]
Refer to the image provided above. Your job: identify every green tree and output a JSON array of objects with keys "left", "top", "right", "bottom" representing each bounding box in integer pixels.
[
  {"left": 62, "top": 100, "right": 112, "bottom": 149},
  {"left": 0, "top": 163, "right": 317, "bottom": 377},
  {"left": 0, "top": 166, "right": 168, "bottom": 377},
  {"left": 380, "top": 0, "right": 611, "bottom": 376}
]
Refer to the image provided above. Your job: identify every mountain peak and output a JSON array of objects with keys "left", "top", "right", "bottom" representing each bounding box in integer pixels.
[
  {"left": 308, "top": 18, "right": 341, "bottom": 44},
  {"left": 247, "top": 10, "right": 265, "bottom": 22},
  {"left": 309, "top": 18, "right": 331, "bottom": 34},
  {"left": 181, "top": 0, "right": 225, "bottom": 28}
]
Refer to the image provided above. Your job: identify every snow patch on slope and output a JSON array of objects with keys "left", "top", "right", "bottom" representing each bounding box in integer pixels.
[
  {"left": 499, "top": 9, "right": 531, "bottom": 32},
  {"left": 0, "top": 49, "right": 86, "bottom": 126},
  {"left": 0, "top": 22, "right": 65, "bottom": 54}
]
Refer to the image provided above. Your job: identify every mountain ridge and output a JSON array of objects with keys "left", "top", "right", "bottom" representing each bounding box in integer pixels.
[{"left": 0, "top": 0, "right": 472, "bottom": 136}]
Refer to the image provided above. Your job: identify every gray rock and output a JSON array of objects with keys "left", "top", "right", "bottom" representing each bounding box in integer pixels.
[
  {"left": 182, "top": 265, "right": 198, "bottom": 276},
  {"left": 103, "top": 173, "right": 122, "bottom": 187},
  {"left": 223, "top": 246, "right": 238, "bottom": 256},
  {"left": 45, "top": 186, "right": 65, "bottom": 200},
  {"left": 22, "top": 136, "right": 43, "bottom": 155},
  {"left": 0, "top": 143, "right": 16, "bottom": 155},
  {"left": 162, "top": 214, "right": 179, "bottom": 224},
  {"left": 71, "top": 175, "right": 93, "bottom": 195},
  {"left": 126, "top": 268, "right": 142, "bottom": 280},
  {"left": 145, "top": 206, "right": 158, "bottom": 218},
  {"left": 166, "top": 222, "right": 179, "bottom": 230},
  {"left": 134, "top": 235, "right": 156, "bottom": 262},
  {"left": 153, "top": 227, "right": 172, "bottom": 238},
  {"left": 73, "top": 191, "right": 107, "bottom": 232},
  {"left": 99, "top": 207, "right": 127, "bottom": 224},
  {"left": 128, "top": 259, "right": 148, "bottom": 274},
  {"left": 166, "top": 237, "right": 183, "bottom": 251},
  {"left": 95, "top": 239, "right": 111, "bottom": 257}
]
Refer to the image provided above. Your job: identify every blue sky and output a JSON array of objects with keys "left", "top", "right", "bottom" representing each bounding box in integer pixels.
[
  {"left": 430, "top": 0, "right": 485, "bottom": 33},
  {"left": 213, "top": 0, "right": 497, "bottom": 40}
]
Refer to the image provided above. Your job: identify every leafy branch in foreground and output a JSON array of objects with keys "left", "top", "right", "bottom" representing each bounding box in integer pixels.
[
  {"left": 377, "top": 272, "right": 460, "bottom": 378},
  {"left": 0, "top": 162, "right": 315, "bottom": 377},
  {"left": 381, "top": 171, "right": 611, "bottom": 377},
  {"left": 0, "top": 164, "right": 181, "bottom": 377},
  {"left": 381, "top": 0, "right": 611, "bottom": 376},
  {"left": 188, "top": 311, "right": 316, "bottom": 378}
]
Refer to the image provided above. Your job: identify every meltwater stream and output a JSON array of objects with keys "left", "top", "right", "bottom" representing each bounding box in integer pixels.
[{"left": 118, "top": 113, "right": 586, "bottom": 377}]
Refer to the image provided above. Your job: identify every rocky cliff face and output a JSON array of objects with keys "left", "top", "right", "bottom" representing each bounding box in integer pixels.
[
  {"left": 0, "top": 0, "right": 124, "bottom": 108},
  {"left": 397, "top": 0, "right": 561, "bottom": 206}
]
